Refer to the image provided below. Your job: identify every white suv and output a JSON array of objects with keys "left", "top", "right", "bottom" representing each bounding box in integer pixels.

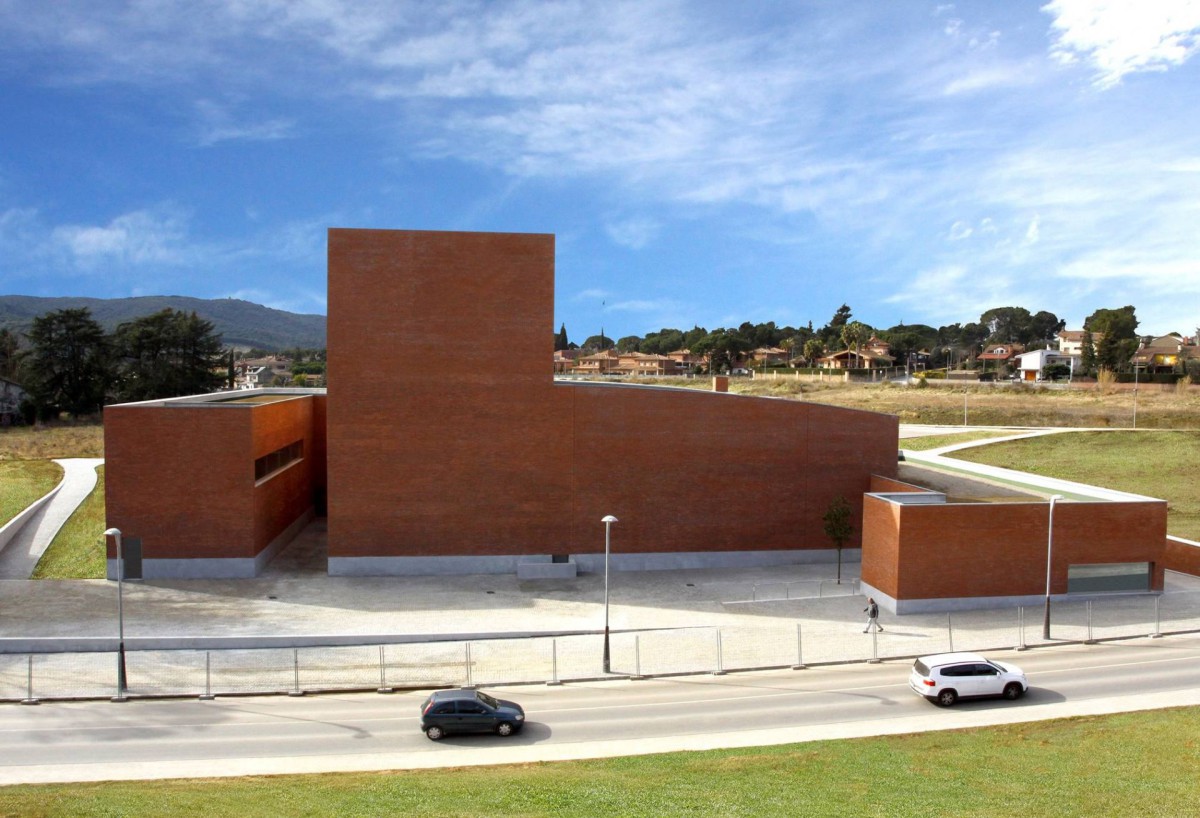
[{"left": 909, "top": 652, "right": 1028, "bottom": 707}]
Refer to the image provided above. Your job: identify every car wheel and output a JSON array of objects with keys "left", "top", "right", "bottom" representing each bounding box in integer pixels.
[
  {"left": 496, "top": 721, "right": 515, "bottom": 737},
  {"left": 1003, "top": 683, "right": 1024, "bottom": 700},
  {"left": 425, "top": 725, "right": 446, "bottom": 741},
  {"left": 936, "top": 689, "right": 957, "bottom": 707}
]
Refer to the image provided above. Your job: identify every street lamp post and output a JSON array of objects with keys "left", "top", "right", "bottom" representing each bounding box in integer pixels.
[
  {"left": 601, "top": 515, "right": 618, "bottom": 674},
  {"left": 104, "top": 527, "right": 128, "bottom": 702},
  {"left": 1042, "top": 495, "right": 1063, "bottom": 640},
  {"left": 1132, "top": 361, "right": 1140, "bottom": 429}
]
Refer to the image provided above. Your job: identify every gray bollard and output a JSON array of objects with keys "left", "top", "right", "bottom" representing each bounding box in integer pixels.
[
  {"left": 288, "top": 648, "right": 305, "bottom": 696},
  {"left": 1151, "top": 596, "right": 1162, "bottom": 639},
  {"left": 199, "top": 651, "right": 216, "bottom": 701},
  {"left": 792, "top": 622, "right": 807, "bottom": 670},
  {"left": 20, "top": 655, "right": 38, "bottom": 705},
  {"left": 713, "top": 629, "right": 726, "bottom": 675},
  {"left": 547, "top": 639, "right": 563, "bottom": 686},
  {"left": 377, "top": 645, "right": 394, "bottom": 693}
]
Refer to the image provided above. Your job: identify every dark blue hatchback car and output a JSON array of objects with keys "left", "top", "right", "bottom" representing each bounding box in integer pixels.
[{"left": 419, "top": 689, "right": 526, "bottom": 740}]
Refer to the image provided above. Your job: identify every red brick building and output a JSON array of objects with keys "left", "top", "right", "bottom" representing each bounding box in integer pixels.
[{"left": 104, "top": 228, "right": 899, "bottom": 579}]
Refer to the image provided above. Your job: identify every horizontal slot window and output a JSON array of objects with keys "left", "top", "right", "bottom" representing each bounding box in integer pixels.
[{"left": 255, "top": 440, "right": 303, "bottom": 482}]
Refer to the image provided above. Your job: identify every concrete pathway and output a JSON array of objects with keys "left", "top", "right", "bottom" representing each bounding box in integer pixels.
[{"left": 0, "top": 458, "right": 103, "bottom": 579}]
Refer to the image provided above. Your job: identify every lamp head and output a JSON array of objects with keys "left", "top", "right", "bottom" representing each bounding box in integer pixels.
[
  {"left": 601, "top": 515, "right": 618, "bottom": 524},
  {"left": 104, "top": 528, "right": 121, "bottom": 538}
]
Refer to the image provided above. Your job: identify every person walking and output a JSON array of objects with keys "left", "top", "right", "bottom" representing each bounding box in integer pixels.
[{"left": 863, "top": 597, "right": 884, "bottom": 633}]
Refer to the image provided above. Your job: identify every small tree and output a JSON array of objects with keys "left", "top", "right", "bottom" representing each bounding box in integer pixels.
[
  {"left": 1042, "top": 362, "right": 1072, "bottom": 382},
  {"left": 822, "top": 496, "right": 854, "bottom": 584}
]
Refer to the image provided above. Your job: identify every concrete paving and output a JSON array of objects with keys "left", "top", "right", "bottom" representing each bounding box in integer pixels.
[{"left": 0, "top": 430, "right": 1197, "bottom": 701}]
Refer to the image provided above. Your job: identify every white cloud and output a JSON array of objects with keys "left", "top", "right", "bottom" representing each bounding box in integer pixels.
[
  {"left": 1043, "top": 0, "right": 1200, "bottom": 88},
  {"left": 51, "top": 208, "right": 188, "bottom": 267},
  {"left": 573, "top": 288, "right": 610, "bottom": 303},
  {"left": 948, "top": 220, "right": 973, "bottom": 240},
  {"left": 1024, "top": 215, "right": 1040, "bottom": 244},
  {"left": 604, "top": 217, "right": 659, "bottom": 250},
  {"left": 194, "top": 100, "right": 296, "bottom": 146}
]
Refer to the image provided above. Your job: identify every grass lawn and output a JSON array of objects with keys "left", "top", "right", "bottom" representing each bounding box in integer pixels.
[
  {"left": 0, "top": 422, "right": 104, "bottom": 461},
  {"left": 0, "top": 708, "right": 1196, "bottom": 817},
  {"left": 948, "top": 431, "right": 1200, "bottom": 540},
  {"left": 0, "top": 460, "right": 64, "bottom": 529},
  {"left": 32, "top": 466, "right": 106, "bottom": 579}
]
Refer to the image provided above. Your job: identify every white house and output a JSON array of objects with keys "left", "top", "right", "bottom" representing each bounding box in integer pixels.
[{"left": 1015, "top": 349, "right": 1074, "bottom": 382}]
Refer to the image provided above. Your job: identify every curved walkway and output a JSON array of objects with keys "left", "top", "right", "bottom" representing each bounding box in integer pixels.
[{"left": 0, "top": 458, "right": 103, "bottom": 579}]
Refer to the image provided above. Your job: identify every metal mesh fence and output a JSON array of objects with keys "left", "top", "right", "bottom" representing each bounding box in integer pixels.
[{"left": 3, "top": 591, "right": 1196, "bottom": 702}]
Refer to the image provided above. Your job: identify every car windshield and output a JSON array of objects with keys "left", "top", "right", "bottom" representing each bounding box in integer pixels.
[{"left": 476, "top": 691, "right": 500, "bottom": 709}]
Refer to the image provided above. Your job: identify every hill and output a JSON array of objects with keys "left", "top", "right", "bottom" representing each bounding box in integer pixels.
[{"left": 0, "top": 295, "right": 326, "bottom": 351}]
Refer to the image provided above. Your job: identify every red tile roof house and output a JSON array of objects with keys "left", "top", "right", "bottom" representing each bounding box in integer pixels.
[
  {"left": 750, "top": 347, "right": 789, "bottom": 367},
  {"left": 1131, "top": 335, "right": 1198, "bottom": 375},
  {"left": 612, "top": 352, "right": 678, "bottom": 376},
  {"left": 667, "top": 349, "right": 706, "bottom": 372},
  {"left": 977, "top": 343, "right": 1024, "bottom": 375}
]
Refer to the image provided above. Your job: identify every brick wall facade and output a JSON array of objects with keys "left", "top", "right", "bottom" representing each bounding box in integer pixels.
[
  {"left": 863, "top": 495, "right": 1167, "bottom": 602},
  {"left": 104, "top": 393, "right": 325, "bottom": 574},
  {"left": 325, "top": 228, "right": 898, "bottom": 567}
]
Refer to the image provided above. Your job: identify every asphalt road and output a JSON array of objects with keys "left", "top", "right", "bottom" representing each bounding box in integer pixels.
[{"left": 2, "top": 636, "right": 1198, "bottom": 785}]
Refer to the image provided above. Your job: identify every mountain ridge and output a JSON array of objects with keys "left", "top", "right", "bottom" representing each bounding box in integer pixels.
[{"left": 0, "top": 294, "right": 327, "bottom": 351}]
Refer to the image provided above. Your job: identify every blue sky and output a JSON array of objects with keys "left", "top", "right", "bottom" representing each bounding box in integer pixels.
[{"left": 2, "top": 1, "right": 1198, "bottom": 344}]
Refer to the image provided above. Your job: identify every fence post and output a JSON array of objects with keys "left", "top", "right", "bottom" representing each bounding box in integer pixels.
[
  {"left": 20, "top": 655, "right": 38, "bottom": 705},
  {"left": 1085, "top": 601, "right": 1096, "bottom": 644},
  {"left": 199, "top": 651, "right": 215, "bottom": 701},
  {"left": 465, "top": 642, "right": 474, "bottom": 688},
  {"left": 547, "top": 639, "right": 562, "bottom": 686},
  {"left": 947, "top": 613, "right": 954, "bottom": 653},
  {"left": 631, "top": 634, "right": 646, "bottom": 679},
  {"left": 713, "top": 628, "right": 726, "bottom": 675},
  {"left": 377, "top": 645, "right": 394, "bottom": 693},
  {"left": 792, "top": 623, "right": 806, "bottom": 670},
  {"left": 288, "top": 648, "right": 304, "bottom": 696},
  {"left": 1016, "top": 607, "right": 1028, "bottom": 651},
  {"left": 1151, "top": 595, "right": 1162, "bottom": 638}
]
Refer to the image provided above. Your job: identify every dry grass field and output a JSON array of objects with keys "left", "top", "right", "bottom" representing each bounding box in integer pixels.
[
  {"left": 730, "top": 377, "right": 1200, "bottom": 429},
  {"left": 0, "top": 421, "right": 105, "bottom": 461}
]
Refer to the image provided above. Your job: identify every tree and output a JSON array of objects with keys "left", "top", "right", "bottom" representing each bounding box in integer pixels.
[
  {"left": 821, "top": 304, "right": 853, "bottom": 347},
  {"left": 111, "top": 309, "right": 225, "bottom": 402},
  {"left": 1085, "top": 306, "right": 1139, "bottom": 371},
  {"left": 979, "top": 306, "right": 1033, "bottom": 343},
  {"left": 1080, "top": 330, "right": 1097, "bottom": 376},
  {"left": 1029, "top": 311, "right": 1066, "bottom": 346},
  {"left": 616, "top": 335, "right": 642, "bottom": 353},
  {"left": 1042, "top": 362, "right": 1071, "bottom": 381},
  {"left": 691, "top": 328, "right": 751, "bottom": 374},
  {"left": 822, "top": 496, "right": 854, "bottom": 584},
  {"left": 582, "top": 334, "right": 614, "bottom": 352},
  {"left": 803, "top": 338, "right": 824, "bottom": 366},
  {"left": 0, "top": 328, "right": 21, "bottom": 381},
  {"left": 840, "top": 321, "right": 869, "bottom": 367},
  {"left": 554, "top": 323, "right": 569, "bottom": 352},
  {"left": 641, "top": 328, "right": 685, "bottom": 355},
  {"left": 25, "top": 308, "right": 110, "bottom": 419}
]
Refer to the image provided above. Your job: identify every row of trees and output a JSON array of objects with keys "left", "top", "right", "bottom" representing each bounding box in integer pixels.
[
  {"left": 4, "top": 307, "right": 226, "bottom": 420},
  {"left": 555, "top": 304, "right": 1079, "bottom": 372}
]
